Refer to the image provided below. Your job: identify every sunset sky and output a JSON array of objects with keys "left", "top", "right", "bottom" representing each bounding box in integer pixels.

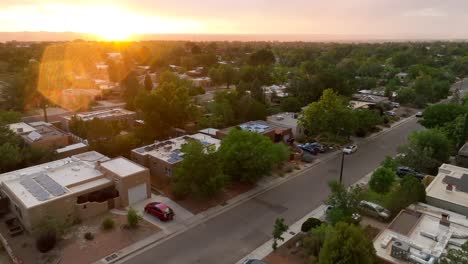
[{"left": 1, "top": 0, "right": 468, "bottom": 39}]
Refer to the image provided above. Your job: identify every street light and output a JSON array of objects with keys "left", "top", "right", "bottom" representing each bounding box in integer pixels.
[{"left": 339, "top": 150, "right": 345, "bottom": 184}]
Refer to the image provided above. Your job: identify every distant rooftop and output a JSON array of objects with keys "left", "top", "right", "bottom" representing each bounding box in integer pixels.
[
  {"left": 458, "top": 142, "right": 468, "bottom": 157},
  {"left": 219, "top": 120, "right": 288, "bottom": 135},
  {"left": 9, "top": 121, "right": 68, "bottom": 143},
  {"left": 55, "top": 143, "right": 88, "bottom": 154},
  {"left": 263, "top": 84, "right": 288, "bottom": 97},
  {"left": 63, "top": 108, "right": 135, "bottom": 122},
  {"left": 132, "top": 133, "right": 220, "bottom": 164},
  {"left": 267, "top": 113, "right": 299, "bottom": 128}
]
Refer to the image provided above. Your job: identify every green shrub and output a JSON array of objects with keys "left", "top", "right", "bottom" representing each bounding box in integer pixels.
[
  {"left": 301, "top": 218, "right": 322, "bottom": 233},
  {"left": 36, "top": 229, "right": 57, "bottom": 253},
  {"left": 84, "top": 232, "right": 94, "bottom": 240},
  {"left": 101, "top": 217, "right": 115, "bottom": 231},
  {"left": 127, "top": 208, "right": 141, "bottom": 228}
]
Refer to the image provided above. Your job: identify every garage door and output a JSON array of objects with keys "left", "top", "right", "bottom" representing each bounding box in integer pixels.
[{"left": 128, "top": 183, "right": 147, "bottom": 205}]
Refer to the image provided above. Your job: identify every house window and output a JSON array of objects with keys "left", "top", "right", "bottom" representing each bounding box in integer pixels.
[{"left": 165, "top": 167, "right": 172, "bottom": 177}]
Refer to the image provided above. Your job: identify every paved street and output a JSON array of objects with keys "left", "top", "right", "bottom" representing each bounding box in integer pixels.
[{"left": 120, "top": 117, "right": 423, "bottom": 264}]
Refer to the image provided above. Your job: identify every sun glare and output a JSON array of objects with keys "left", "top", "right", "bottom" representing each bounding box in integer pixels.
[{"left": 0, "top": 3, "right": 203, "bottom": 41}]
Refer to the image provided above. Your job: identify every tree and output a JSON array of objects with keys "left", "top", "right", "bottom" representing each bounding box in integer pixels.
[
  {"left": 218, "top": 129, "right": 290, "bottom": 183},
  {"left": 369, "top": 167, "right": 395, "bottom": 194},
  {"left": 249, "top": 49, "right": 275, "bottom": 66},
  {"left": 121, "top": 70, "right": 141, "bottom": 110},
  {"left": 387, "top": 176, "right": 425, "bottom": 214},
  {"left": 420, "top": 103, "right": 467, "bottom": 128},
  {"left": 396, "top": 87, "right": 416, "bottom": 105},
  {"left": 272, "top": 218, "right": 288, "bottom": 250},
  {"left": 280, "top": 97, "right": 302, "bottom": 113},
  {"left": 300, "top": 89, "right": 355, "bottom": 142},
  {"left": 353, "top": 109, "right": 383, "bottom": 137},
  {"left": 172, "top": 141, "right": 227, "bottom": 198},
  {"left": 439, "top": 241, "right": 468, "bottom": 264},
  {"left": 381, "top": 156, "right": 399, "bottom": 171},
  {"left": 144, "top": 73, "right": 153, "bottom": 92},
  {"left": 398, "top": 129, "right": 451, "bottom": 174},
  {"left": 326, "top": 181, "right": 363, "bottom": 225},
  {"left": 318, "top": 222, "right": 376, "bottom": 264}
]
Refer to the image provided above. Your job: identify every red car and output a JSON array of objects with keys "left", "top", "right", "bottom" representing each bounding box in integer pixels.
[{"left": 144, "top": 202, "right": 175, "bottom": 221}]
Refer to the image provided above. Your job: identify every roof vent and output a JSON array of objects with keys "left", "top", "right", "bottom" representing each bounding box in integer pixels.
[
  {"left": 440, "top": 213, "right": 450, "bottom": 227},
  {"left": 71, "top": 166, "right": 81, "bottom": 172}
]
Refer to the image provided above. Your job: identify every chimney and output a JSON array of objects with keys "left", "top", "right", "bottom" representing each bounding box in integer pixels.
[
  {"left": 440, "top": 213, "right": 450, "bottom": 227},
  {"left": 446, "top": 184, "right": 454, "bottom": 192},
  {"left": 17, "top": 127, "right": 23, "bottom": 133}
]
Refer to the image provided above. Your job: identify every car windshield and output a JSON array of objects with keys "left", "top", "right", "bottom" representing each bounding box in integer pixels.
[{"left": 163, "top": 208, "right": 172, "bottom": 214}]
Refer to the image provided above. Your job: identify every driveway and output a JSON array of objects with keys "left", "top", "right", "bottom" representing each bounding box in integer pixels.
[{"left": 130, "top": 194, "right": 194, "bottom": 235}]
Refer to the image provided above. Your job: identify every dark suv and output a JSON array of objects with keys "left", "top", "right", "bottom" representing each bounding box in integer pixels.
[
  {"left": 298, "top": 142, "right": 326, "bottom": 155},
  {"left": 396, "top": 166, "right": 425, "bottom": 181}
]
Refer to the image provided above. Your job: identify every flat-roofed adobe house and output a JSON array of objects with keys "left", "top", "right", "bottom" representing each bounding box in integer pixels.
[
  {"left": 60, "top": 108, "right": 136, "bottom": 131},
  {"left": 8, "top": 121, "right": 70, "bottom": 151},
  {"left": 131, "top": 133, "right": 220, "bottom": 185},
  {"left": 0, "top": 151, "right": 150, "bottom": 233},
  {"left": 216, "top": 120, "right": 293, "bottom": 143}
]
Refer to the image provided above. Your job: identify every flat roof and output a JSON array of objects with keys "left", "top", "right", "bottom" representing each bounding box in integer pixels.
[
  {"left": 63, "top": 108, "right": 135, "bottom": 122},
  {"left": 0, "top": 151, "right": 110, "bottom": 208},
  {"left": 267, "top": 113, "right": 299, "bottom": 129},
  {"left": 132, "top": 133, "right": 220, "bottom": 164},
  {"left": 426, "top": 164, "right": 468, "bottom": 208},
  {"left": 100, "top": 157, "right": 146, "bottom": 177},
  {"left": 374, "top": 204, "right": 468, "bottom": 264},
  {"left": 219, "top": 120, "right": 289, "bottom": 135},
  {"left": 56, "top": 143, "right": 88, "bottom": 153},
  {"left": 8, "top": 122, "right": 36, "bottom": 134}
]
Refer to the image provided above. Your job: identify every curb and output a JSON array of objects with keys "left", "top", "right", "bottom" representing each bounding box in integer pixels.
[{"left": 100, "top": 115, "right": 418, "bottom": 264}]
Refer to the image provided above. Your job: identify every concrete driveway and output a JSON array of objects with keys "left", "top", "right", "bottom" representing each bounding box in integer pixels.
[{"left": 130, "top": 194, "right": 194, "bottom": 235}]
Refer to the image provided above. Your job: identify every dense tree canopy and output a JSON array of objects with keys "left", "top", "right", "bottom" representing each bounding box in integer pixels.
[
  {"left": 318, "top": 222, "right": 376, "bottom": 264},
  {"left": 300, "top": 89, "right": 355, "bottom": 142},
  {"left": 218, "top": 129, "right": 290, "bottom": 183},
  {"left": 172, "top": 140, "right": 226, "bottom": 198}
]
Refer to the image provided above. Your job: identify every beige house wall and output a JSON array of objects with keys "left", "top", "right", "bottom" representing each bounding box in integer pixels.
[
  {"left": 28, "top": 135, "right": 69, "bottom": 151},
  {"left": 75, "top": 200, "right": 108, "bottom": 220},
  {"left": 100, "top": 166, "right": 151, "bottom": 207}
]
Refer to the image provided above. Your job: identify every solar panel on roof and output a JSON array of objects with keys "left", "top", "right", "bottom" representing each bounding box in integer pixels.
[
  {"left": 34, "top": 173, "right": 67, "bottom": 197},
  {"left": 20, "top": 177, "right": 50, "bottom": 201}
]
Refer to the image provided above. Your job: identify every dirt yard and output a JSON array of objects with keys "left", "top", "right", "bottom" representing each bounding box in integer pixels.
[{"left": 0, "top": 213, "right": 160, "bottom": 264}]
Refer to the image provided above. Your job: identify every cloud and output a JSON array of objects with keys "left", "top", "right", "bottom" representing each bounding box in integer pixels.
[{"left": 403, "top": 7, "right": 447, "bottom": 17}]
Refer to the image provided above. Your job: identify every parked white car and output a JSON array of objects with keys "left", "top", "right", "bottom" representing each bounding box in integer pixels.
[{"left": 343, "top": 145, "right": 358, "bottom": 155}]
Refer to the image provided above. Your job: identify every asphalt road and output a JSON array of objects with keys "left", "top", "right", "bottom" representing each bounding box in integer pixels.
[{"left": 121, "top": 117, "right": 423, "bottom": 264}]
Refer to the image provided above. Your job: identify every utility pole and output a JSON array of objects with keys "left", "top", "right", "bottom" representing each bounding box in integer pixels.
[{"left": 339, "top": 151, "right": 345, "bottom": 184}]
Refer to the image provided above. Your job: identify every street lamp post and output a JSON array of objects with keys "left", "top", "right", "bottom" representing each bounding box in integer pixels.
[{"left": 339, "top": 151, "right": 345, "bottom": 184}]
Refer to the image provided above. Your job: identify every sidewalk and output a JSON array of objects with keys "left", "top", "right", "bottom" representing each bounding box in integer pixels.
[
  {"left": 98, "top": 115, "right": 416, "bottom": 264},
  {"left": 234, "top": 170, "right": 374, "bottom": 264}
]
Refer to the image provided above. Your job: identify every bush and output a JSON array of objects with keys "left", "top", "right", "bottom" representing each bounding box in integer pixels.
[
  {"left": 84, "top": 232, "right": 94, "bottom": 240},
  {"left": 369, "top": 167, "right": 396, "bottom": 194},
  {"left": 101, "top": 217, "right": 115, "bottom": 231},
  {"left": 301, "top": 218, "right": 322, "bottom": 233},
  {"left": 127, "top": 208, "right": 141, "bottom": 228},
  {"left": 36, "top": 230, "right": 57, "bottom": 253}
]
